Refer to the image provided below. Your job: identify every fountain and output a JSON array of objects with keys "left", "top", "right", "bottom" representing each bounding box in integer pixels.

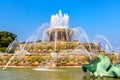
[
  {"left": 2, "top": 10, "right": 103, "bottom": 70},
  {"left": 0, "top": 10, "right": 119, "bottom": 80}
]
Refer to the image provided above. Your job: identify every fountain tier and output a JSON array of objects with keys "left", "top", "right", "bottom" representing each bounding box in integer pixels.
[{"left": 45, "top": 27, "right": 74, "bottom": 42}]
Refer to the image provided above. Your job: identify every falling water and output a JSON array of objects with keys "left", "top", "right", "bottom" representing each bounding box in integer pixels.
[
  {"left": 54, "top": 31, "right": 57, "bottom": 50},
  {"left": 72, "top": 27, "right": 92, "bottom": 59},
  {"left": 6, "top": 40, "right": 19, "bottom": 53},
  {"left": 93, "top": 35, "right": 113, "bottom": 52},
  {"left": 72, "top": 27, "right": 91, "bottom": 50},
  {"left": 3, "top": 23, "right": 49, "bottom": 70},
  {"left": 32, "top": 23, "right": 49, "bottom": 42},
  {"left": 3, "top": 36, "right": 35, "bottom": 70}
]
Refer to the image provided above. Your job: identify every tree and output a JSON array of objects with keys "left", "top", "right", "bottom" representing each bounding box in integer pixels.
[
  {"left": 36, "top": 40, "right": 41, "bottom": 42},
  {"left": 0, "top": 31, "right": 17, "bottom": 52}
]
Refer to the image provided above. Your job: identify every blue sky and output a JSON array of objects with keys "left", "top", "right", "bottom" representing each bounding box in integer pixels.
[{"left": 0, "top": 0, "right": 120, "bottom": 49}]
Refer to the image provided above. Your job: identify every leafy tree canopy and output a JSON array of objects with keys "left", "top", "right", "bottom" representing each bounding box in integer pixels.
[{"left": 0, "top": 31, "right": 17, "bottom": 52}]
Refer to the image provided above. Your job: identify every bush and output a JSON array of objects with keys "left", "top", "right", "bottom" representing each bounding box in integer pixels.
[{"left": 0, "top": 47, "right": 6, "bottom": 52}]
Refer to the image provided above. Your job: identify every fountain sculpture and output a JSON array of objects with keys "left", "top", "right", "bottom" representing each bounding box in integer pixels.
[{"left": 82, "top": 54, "right": 120, "bottom": 77}]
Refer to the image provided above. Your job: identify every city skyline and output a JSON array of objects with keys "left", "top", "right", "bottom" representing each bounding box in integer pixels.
[{"left": 0, "top": 0, "right": 120, "bottom": 49}]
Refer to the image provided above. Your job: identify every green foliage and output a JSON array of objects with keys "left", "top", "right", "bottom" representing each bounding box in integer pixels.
[
  {"left": 0, "top": 47, "right": 6, "bottom": 52},
  {"left": 36, "top": 40, "right": 41, "bottom": 42},
  {"left": 0, "top": 31, "right": 17, "bottom": 52}
]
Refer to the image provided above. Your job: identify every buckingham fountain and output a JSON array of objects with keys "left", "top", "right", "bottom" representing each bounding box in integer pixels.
[
  {"left": 20, "top": 10, "right": 101, "bottom": 54},
  {"left": 1, "top": 10, "right": 120, "bottom": 78},
  {"left": 17, "top": 10, "right": 101, "bottom": 67},
  {"left": 1, "top": 10, "right": 101, "bottom": 69}
]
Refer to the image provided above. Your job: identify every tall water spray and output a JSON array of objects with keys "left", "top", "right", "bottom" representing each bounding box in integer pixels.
[{"left": 50, "top": 10, "right": 69, "bottom": 28}]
